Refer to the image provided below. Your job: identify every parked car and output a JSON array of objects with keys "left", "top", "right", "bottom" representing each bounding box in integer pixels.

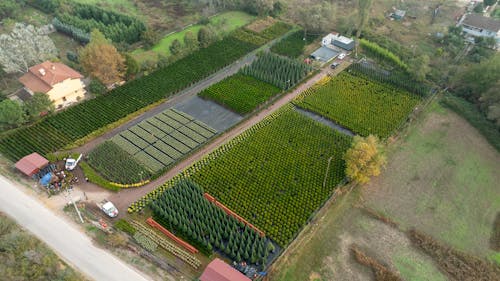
[
  {"left": 330, "top": 62, "right": 340, "bottom": 69},
  {"left": 97, "top": 200, "right": 119, "bottom": 218},
  {"left": 338, "top": 53, "right": 346, "bottom": 60},
  {"left": 65, "top": 154, "right": 82, "bottom": 171}
]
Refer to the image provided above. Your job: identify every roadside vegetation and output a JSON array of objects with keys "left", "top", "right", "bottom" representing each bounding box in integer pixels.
[{"left": 0, "top": 213, "right": 86, "bottom": 281}]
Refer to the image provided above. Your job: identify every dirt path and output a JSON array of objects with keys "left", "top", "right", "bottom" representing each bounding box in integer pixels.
[{"left": 109, "top": 61, "right": 352, "bottom": 212}]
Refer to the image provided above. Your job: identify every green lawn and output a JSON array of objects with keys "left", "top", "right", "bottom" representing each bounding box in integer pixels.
[{"left": 133, "top": 11, "right": 254, "bottom": 59}]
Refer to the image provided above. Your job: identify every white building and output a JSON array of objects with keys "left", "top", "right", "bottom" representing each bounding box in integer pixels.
[
  {"left": 321, "top": 32, "right": 355, "bottom": 51},
  {"left": 458, "top": 14, "right": 500, "bottom": 47}
]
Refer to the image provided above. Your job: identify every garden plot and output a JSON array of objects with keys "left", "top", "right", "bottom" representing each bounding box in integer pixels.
[{"left": 101, "top": 108, "right": 217, "bottom": 174}]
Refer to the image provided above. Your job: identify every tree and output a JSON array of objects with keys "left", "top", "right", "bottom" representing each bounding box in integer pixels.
[
  {"left": 79, "top": 29, "right": 125, "bottom": 85},
  {"left": 25, "top": 92, "right": 54, "bottom": 120},
  {"left": 356, "top": 0, "right": 373, "bottom": 38},
  {"left": 484, "top": 0, "right": 497, "bottom": 6},
  {"left": 141, "top": 27, "right": 160, "bottom": 48},
  {"left": 198, "top": 27, "right": 215, "bottom": 48},
  {"left": 89, "top": 79, "right": 106, "bottom": 95},
  {"left": 169, "top": 39, "right": 182, "bottom": 55},
  {"left": 0, "top": 99, "right": 25, "bottom": 129},
  {"left": 0, "top": 23, "right": 57, "bottom": 74},
  {"left": 409, "top": 54, "right": 430, "bottom": 82},
  {"left": 344, "top": 135, "right": 386, "bottom": 184},
  {"left": 184, "top": 31, "right": 198, "bottom": 51},
  {"left": 124, "top": 53, "right": 139, "bottom": 79},
  {"left": 0, "top": 0, "right": 22, "bottom": 20},
  {"left": 289, "top": 0, "right": 335, "bottom": 39}
]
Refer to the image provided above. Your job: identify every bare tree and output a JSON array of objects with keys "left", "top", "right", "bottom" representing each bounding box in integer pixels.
[
  {"left": 289, "top": 0, "right": 335, "bottom": 38},
  {"left": 0, "top": 23, "right": 57, "bottom": 74}
]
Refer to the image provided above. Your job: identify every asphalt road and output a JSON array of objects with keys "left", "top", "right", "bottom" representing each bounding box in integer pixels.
[{"left": 0, "top": 175, "right": 152, "bottom": 281}]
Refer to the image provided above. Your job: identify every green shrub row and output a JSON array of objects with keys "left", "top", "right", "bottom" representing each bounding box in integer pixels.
[
  {"left": 270, "top": 30, "right": 318, "bottom": 58},
  {"left": 360, "top": 38, "right": 409, "bottom": 71}
]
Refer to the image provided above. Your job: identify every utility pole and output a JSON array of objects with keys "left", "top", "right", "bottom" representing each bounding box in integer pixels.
[{"left": 65, "top": 189, "right": 84, "bottom": 223}]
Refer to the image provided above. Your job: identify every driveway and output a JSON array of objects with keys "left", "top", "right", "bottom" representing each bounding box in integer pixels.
[{"left": 0, "top": 175, "right": 152, "bottom": 281}]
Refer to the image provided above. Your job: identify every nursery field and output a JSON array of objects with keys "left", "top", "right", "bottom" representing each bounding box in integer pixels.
[
  {"left": 270, "top": 30, "right": 319, "bottom": 58},
  {"left": 294, "top": 72, "right": 421, "bottom": 138},
  {"left": 151, "top": 180, "right": 274, "bottom": 266},
  {"left": 241, "top": 53, "right": 312, "bottom": 90},
  {"left": 87, "top": 141, "right": 151, "bottom": 184},
  {"left": 241, "top": 52, "right": 312, "bottom": 90},
  {"left": 89, "top": 109, "right": 216, "bottom": 176},
  {"left": 199, "top": 73, "right": 280, "bottom": 114},
  {"left": 0, "top": 29, "right": 264, "bottom": 162},
  {"left": 130, "top": 106, "right": 352, "bottom": 246}
]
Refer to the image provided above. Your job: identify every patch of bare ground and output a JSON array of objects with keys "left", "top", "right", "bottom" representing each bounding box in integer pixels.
[
  {"left": 351, "top": 245, "right": 403, "bottom": 281},
  {"left": 245, "top": 16, "right": 276, "bottom": 32},
  {"left": 408, "top": 228, "right": 500, "bottom": 281},
  {"left": 491, "top": 213, "right": 500, "bottom": 251}
]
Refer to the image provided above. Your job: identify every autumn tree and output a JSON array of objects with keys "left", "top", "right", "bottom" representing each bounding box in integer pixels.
[
  {"left": 0, "top": 23, "right": 57, "bottom": 73},
  {"left": 288, "top": 0, "right": 335, "bottom": 38},
  {"left": 344, "top": 135, "right": 386, "bottom": 184},
  {"left": 79, "top": 29, "right": 125, "bottom": 85},
  {"left": 25, "top": 92, "right": 54, "bottom": 120},
  {"left": 0, "top": 99, "right": 25, "bottom": 129}
]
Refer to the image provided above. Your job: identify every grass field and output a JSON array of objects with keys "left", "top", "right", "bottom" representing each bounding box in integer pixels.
[
  {"left": 198, "top": 73, "right": 281, "bottom": 114},
  {"left": 268, "top": 101, "right": 500, "bottom": 280},
  {"left": 132, "top": 11, "right": 255, "bottom": 60}
]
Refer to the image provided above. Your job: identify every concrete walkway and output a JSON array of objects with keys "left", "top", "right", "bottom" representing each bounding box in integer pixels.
[{"left": 0, "top": 175, "right": 152, "bottom": 281}]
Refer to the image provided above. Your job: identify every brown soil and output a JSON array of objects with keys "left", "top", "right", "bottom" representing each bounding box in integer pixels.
[
  {"left": 491, "top": 213, "right": 500, "bottom": 251},
  {"left": 245, "top": 17, "right": 276, "bottom": 32}
]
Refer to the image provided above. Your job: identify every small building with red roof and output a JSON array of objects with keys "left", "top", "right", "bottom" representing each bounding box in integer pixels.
[
  {"left": 15, "top": 152, "right": 49, "bottom": 177},
  {"left": 19, "top": 61, "right": 86, "bottom": 109},
  {"left": 199, "top": 258, "right": 251, "bottom": 281}
]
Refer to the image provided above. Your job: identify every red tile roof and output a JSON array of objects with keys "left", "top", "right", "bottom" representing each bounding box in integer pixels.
[
  {"left": 15, "top": 153, "right": 49, "bottom": 177},
  {"left": 19, "top": 61, "right": 83, "bottom": 93},
  {"left": 199, "top": 259, "right": 251, "bottom": 281}
]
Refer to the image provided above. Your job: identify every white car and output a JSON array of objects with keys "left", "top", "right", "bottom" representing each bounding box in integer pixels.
[
  {"left": 338, "top": 53, "right": 346, "bottom": 60},
  {"left": 65, "top": 154, "right": 82, "bottom": 171},
  {"left": 99, "top": 200, "right": 119, "bottom": 218}
]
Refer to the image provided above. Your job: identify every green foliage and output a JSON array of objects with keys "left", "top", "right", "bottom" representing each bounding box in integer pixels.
[
  {"left": 114, "top": 219, "right": 136, "bottom": 236},
  {"left": 25, "top": 92, "right": 54, "bottom": 120},
  {"left": 258, "top": 22, "right": 291, "bottom": 40},
  {"left": 151, "top": 180, "right": 272, "bottom": 261},
  {"left": 198, "top": 26, "right": 216, "bottom": 48},
  {"left": 183, "top": 31, "right": 198, "bottom": 51},
  {"left": 52, "top": 17, "right": 90, "bottom": 44},
  {"left": 66, "top": 50, "right": 79, "bottom": 62},
  {"left": 0, "top": 34, "right": 258, "bottom": 162},
  {"left": 133, "top": 232, "right": 158, "bottom": 252},
  {"left": 124, "top": 53, "right": 139, "bottom": 79},
  {"left": 88, "top": 79, "right": 106, "bottom": 95},
  {"left": 130, "top": 106, "right": 351, "bottom": 245},
  {"left": 241, "top": 52, "right": 312, "bottom": 90},
  {"left": 271, "top": 30, "right": 318, "bottom": 58},
  {"left": 230, "top": 28, "right": 268, "bottom": 45},
  {"left": 169, "top": 39, "right": 182, "bottom": 55},
  {"left": 0, "top": 99, "right": 25, "bottom": 130},
  {"left": 54, "top": 2, "right": 146, "bottom": 44},
  {"left": 360, "top": 38, "right": 409, "bottom": 71},
  {"left": 199, "top": 73, "right": 280, "bottom": 114},
  {"left": 80, "top": 161, "right": 120, "bottom": 191},
  {"left": 29, "top": 0, "right": 60, "bottom": 13},
  {"left": 440, "top": 94, "right": 500, "bottom": 151},
  {"left": 0, "top": 0, "right": 23, "bottom": 20},
  {"left": 88, "top": 141, "right": 152, "bottom": 184},
  {"left": 294, "top": 72, "right": 420, "bottom": 138},
  {"left": 0, "top": 214, "right": 84, "bottom": 281}
]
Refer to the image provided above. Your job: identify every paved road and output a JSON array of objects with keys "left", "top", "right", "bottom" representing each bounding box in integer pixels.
[{"left": 0, "top": 175, "right": 152, "bottom": 281}]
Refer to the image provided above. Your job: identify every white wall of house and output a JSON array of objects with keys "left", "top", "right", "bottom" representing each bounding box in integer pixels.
[{"left": 46, "top": 78, "right": 86, "bottom": 108}]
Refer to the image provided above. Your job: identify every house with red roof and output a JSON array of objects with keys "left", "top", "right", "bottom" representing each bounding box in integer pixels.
[
  {"left": 19, "top": 61, "right": 86, "bottom": 109},
  {"left": 199, "top": 258, "right": 251, "bottom": 281}
]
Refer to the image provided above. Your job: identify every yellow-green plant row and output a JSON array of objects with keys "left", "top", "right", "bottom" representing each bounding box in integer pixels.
[
  {"left": 129, "top": 105, "right": 352, "bottom": 246},
  {"left": 294, "top": 72, "right": 421, "bottom": 138}
]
